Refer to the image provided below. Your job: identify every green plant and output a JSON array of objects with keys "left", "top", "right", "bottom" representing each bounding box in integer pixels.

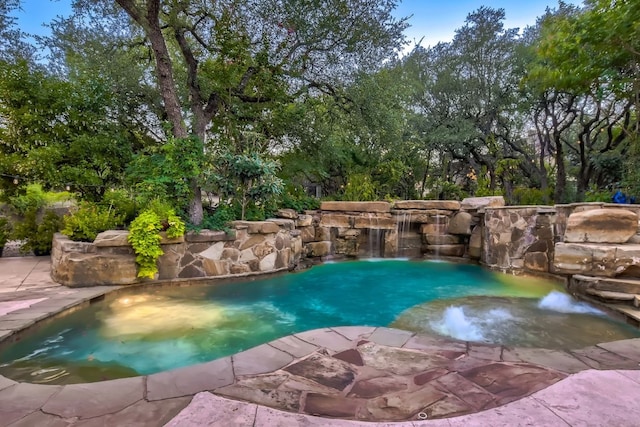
[
  {"left": 126, "top": 136, "right": 204, "bottom": 214},
  {"left": 585, "top": 186, "right": 613, "bottom": 202},
  {"left": 0, "top": 217, "right": 11, "bottom": 248},
  {"left": 511, "top": 187, "right": 553, "bottom": 205},
  {"left": 279, "top": 185, "right": 320, "bottom": 212},
  {"left": 342, "top": 173, "right": 377, "bottom": 201},
  {"left": 12, "top": 210, "right": 63, "bottom": 256},
  {"left": 210, "top": 151, "right": 284, "bottom": 220},
  {"left": 101, "top": 189, "right": 137, "bottom": 224},
  {"left": 127, "top": 202, "right": 186, "bottom": 279},
  {"left": 9, "top": 184, "right": 47, "bottom": 215},
  {"left": 62, "top": 202, "right": 125, "bottom": 242},
  {"left": 197, "top": 203, "right": 236, "bottom": 232}
]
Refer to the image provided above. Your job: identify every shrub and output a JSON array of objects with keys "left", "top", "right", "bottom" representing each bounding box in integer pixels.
[
  {"left": 198, "top": 203, "right": 236, "bottom": 232},
  {"left": 0, "top": 217, "right": 11, "bottom": 248},
  {"left": 62, "top": 202, "right": 125, "bottom": 242},
  {"left": 342, "top": 173, "right": 377, "bottom": 201},
  {"left": 12, "top": 210, "right": 63, "bottom": 255},
  {"left": 101, "top": 189, "right": 137, "bottom": 224},
  {"left": 511, "top": 187, "right": 553, "bottom": 205},
  {"left": 585, "top": 186, "right": 613, "bottom": 203},
  {"left": 279, "top": 186, "right": 320, "bottom": 212},
  {"left": 9, "top": 184, "right": 47, "bottom": 215},
  {"left": 127, "top": 202, "right": 185, "bottom": 279}
]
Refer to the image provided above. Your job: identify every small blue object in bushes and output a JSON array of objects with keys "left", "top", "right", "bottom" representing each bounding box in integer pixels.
[{"left": 613, "top": 190, "right": 636, "bottom": 204}]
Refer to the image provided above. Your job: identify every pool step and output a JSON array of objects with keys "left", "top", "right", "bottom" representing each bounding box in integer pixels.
[
  {"left": 605, "top": 304, "right": 640, "bottom": 326},
  {"left": 574, "top": 293, "right": 640, "bottom": 327},
  {"left": 585, "top": 289, "right": 640, "bottom": 307},
  {"left": 570, "top": 275, "right": 640, "bottom": 296}
]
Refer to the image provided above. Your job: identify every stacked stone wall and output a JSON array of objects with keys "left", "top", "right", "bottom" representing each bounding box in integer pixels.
[
  {"left": 51, "top": 219, "right": 303, "bottom": 287},
  {"left": 52, "top": 198, "right": 640, "bottom": 287}
]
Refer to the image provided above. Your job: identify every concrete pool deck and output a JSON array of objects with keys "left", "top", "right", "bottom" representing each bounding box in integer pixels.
[{"left": 1, "top": 257, "right": 640, "bottom": 426}]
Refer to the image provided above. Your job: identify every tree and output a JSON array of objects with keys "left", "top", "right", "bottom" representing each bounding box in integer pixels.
[
  {"left": 0, "top": 60, "right": 142, "bottom": 200},
  {"left": 405, "top": 7, "right": 536, "bottom": 200},
  {"left": 0, "top": 0, "right": 35, "bottom": 61},
  {"left": 108, "top": 0, "right": 407, "bottom": 223},
  {"left": 530, "top": 0, "right": 639, "bottom": 200}
]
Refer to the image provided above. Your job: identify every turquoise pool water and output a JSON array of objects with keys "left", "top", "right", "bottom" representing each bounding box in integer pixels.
[{"left": 1, "top": 260, "right": 638, "bottom": 384}]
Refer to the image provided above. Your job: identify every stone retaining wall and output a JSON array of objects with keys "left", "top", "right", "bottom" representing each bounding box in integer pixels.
[
  {"left": 51, "top": 219, "right": 304, "bottom": 287},
  {"left": 50, "top": 199, "right": 640, "bottom": 286}
]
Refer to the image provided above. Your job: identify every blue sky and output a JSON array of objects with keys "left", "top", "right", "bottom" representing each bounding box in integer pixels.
[
  {"left": 395, "top": 0, "right": 584, "bottom": 48},
  {"left": 15, "top": 0, "right": 582, "bottom": 45}
]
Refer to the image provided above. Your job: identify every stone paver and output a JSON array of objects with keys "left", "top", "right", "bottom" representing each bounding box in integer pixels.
[
  {"left": 531, "top": 370, "right": 640, "bottom": 426},
  {"left": 367, "top": 327, "right": 414, "bottom": 347},
  {"left": 295, "top": 328, "right": 354, "bottom": 352},
  {"left": 597, "top": 338, "right": 640, "bottom": 362},
  {"left": 2, "top": 257, "right": 640, "bottom": 426},
  {"left": 41, "top": 377, "right": 145, "bottom": 419},
  {"left": 7, "top": 410, "right": 71, "bottom": 427},
  {"left": 71, "top": 397, "right": 191, "bottom": 427},
  {"left": 163, "top": 392, "right": 257, "bottom": 427},
  {"left": 0, "top": 383, "right": 62, "bottom": 426},
  {"left": 232, "top": 343, "right": 294, "bottom": 376},
  {"left": 146, "top": 357, "right": 234, "bottom": 401},
  {"left": 269, "top": 335, "right": 319, "bottom": 358}
]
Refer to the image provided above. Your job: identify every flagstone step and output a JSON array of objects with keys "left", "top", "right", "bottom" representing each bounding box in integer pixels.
[
  {"left": 585, "top": 288, "right": 640, "bottom": 306},
  {"left": 571, "top": 274, "right": 640, "bottom": 295}
]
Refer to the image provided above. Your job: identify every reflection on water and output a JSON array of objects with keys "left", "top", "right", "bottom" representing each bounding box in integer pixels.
[{"left": 391, "top": 293, "right": 640, "bottom": 349}]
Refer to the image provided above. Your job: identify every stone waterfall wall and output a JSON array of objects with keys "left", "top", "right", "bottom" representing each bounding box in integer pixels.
[{"left": 53, "top": 197, "right": 640, "bottom": 287}]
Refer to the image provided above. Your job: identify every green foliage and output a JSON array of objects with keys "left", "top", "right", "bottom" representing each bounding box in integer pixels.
[
  {"left": 0, "top": 216, "right": 11, "bottom": 247},
  {"left": 12, "top": 210, "right": 63, "bottom": 256},
  {"left": 9, "top": 184, "right": 47, "bottom": 215},
  {"left": 278, "top": 186, "right": 320, "bottom": 212},
  {"left": 199, "top": 203, "right": 237, "bottom": 232},
  {"left": 126, "top": 136, "right": 203, "bottom": 214},
  {"left": 210, "top": 150, "right": 284, "bottom": 220},
  {"left": 127, "top": 201, "right": 186, "bottom": 278},
  {"left": 585, "top": 186, "right": 613, "bottom": 203},
  {"left": 511, "top": 187, "right": 552, "bottom": 205},
  {"left": 8, "top": 184, "right": 67, "bottom": 255},
  {"left": 432, "top": 179, "right": 466, "bottom": 201},
  {"left": 101, "top": 189, "right": 137, "bottom": 224},
  {"left": 0, "top": 60, "right": 138, "bottom": 200},
  {"left": 62, "top": 202, "right": 125, "bottom": 242},
  {"left": 127, "top": 210, "right": 163, "bottom": 279},
  {"left": 342, "top": 174, "right": 377, "bottom": 201}
]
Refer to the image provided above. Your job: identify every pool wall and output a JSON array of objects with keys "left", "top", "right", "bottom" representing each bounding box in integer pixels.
[{"left": 50, "top": 197, "right": 640, "bottom": 288}]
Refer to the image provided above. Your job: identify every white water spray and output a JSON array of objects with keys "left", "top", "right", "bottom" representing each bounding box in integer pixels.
[
  {"left": 538, "top": 291, "right": 604, "bottom": 315},
  {"left": 430, "top": 306, "right": 485, "bottom": 341}
]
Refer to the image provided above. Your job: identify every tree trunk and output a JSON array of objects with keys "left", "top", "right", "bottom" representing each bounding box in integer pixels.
[
  {"left": 553, "top": 134, "right": 566, "bottom": 203},
  {"left": 116, "top": 0, "right": 203, "bottom": 224}
]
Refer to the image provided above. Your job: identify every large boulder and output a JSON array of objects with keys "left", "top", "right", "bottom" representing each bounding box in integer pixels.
[
  {"left": 307, "top": 241, "right": 332, "bottom": 257},
  {"left": 52, "top": 252, "right": 138, "bottom": 286},
  {"left": 447, "top": 212, "right": 473, "bottom": 235},
  {"left": 564, "top": 208, "right": 638, "bottom": 243},
  {"left": 553, "top": 242, "right": 640, "bottom": 277}
]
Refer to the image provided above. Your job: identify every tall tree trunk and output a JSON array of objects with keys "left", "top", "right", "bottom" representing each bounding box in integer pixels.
[
  {"left": 553, "top": 133, "right": 566, "bottom": 203},
  {"left": 116, "top": 0, "right": 203, "bottom": 224}
]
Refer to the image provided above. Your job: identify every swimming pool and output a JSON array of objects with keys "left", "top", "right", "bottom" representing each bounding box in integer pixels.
[{"left": 1, "top": 260, "right": 638, "bottom": 384}]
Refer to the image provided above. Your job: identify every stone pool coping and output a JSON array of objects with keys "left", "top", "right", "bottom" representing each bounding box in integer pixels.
[{"left": 1, "top": 256, "right": 640, "bottom": 426}]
